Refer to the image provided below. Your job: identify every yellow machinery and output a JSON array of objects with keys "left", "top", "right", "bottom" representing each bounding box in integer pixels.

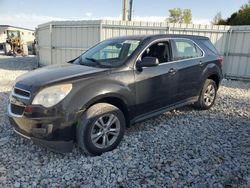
[{"left": 5, "top": 30, "right": 27, "bottom": 56}]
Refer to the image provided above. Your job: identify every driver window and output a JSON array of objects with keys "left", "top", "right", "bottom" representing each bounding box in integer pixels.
[{"left": 141, "top": 41, "right": 171, "bottom": 63}]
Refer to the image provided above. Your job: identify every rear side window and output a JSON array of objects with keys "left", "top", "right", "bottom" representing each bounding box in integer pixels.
[
  {"left": 172, "top": 39, "right": 203, "bottom": 61},
  {"left": 199, "top": 39, "right": 218, "bottom": 55}
]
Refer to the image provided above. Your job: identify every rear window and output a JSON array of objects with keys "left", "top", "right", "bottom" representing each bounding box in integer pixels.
[{"left": 200, "top": 39, "right": 218, "bottom": 55}]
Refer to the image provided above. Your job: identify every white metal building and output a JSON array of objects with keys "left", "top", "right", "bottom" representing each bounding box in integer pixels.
[{"left": 36, "top": 20, "right": 250, "bottom": 80}]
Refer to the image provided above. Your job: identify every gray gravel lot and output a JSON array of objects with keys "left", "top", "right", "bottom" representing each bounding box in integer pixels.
[{"left": 0, "top": 55, "right": 249, "bottom": 188}]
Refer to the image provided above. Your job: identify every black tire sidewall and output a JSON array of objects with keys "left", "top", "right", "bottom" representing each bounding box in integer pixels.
[{"left": 77, "top": 103, "right": 125, "bottom": 155}]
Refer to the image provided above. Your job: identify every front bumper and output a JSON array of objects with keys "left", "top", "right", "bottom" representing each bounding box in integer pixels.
[{"left": 8, "top": 104, "right": 76, "bottom": 153}]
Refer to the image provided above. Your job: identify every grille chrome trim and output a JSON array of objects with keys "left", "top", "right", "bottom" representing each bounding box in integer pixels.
[
  {"left": 7, "top": 104, "right": 23, "bottom": 118},
  {"left": 12, "top": 87, "right": 31, "bottom": 100},
  {"left": 10, "top": 104, "right": 25, "bottom": 115}
]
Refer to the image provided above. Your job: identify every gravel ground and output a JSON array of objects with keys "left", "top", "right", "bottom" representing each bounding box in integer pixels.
[{"left": 0, "top": 55, "right": 249, "bottom": 188}]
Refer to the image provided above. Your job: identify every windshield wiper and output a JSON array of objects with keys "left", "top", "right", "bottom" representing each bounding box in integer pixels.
[
  {"left": 85, "top": 57, "right": 99, "bottom": 63},
  {"left": 85, "top": 57, "right": 107, "bottom": 67}
]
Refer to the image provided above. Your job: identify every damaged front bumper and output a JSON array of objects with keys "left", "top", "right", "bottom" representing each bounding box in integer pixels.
[{"left": 8, "top": 104, "right": 76, "bottom": 153}]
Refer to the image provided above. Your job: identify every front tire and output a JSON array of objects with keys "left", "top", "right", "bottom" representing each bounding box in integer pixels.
[
  {"left": 77, "top": 103, "right": 125, "bottom": 156},
  {"left": 196, "top": 79, "right": 217, "bottom": 110}
]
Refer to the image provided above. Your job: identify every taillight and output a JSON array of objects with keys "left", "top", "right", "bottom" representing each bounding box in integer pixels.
[{"left": 218, "top": 56, "right": 223, "bottom": 66}]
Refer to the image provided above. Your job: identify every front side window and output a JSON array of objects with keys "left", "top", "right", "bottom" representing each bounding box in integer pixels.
[
  {"left": 172, "top": 39, "right": 203, "bottom": 60},
  {"left": 140, "top": 41, "right": 171, "bottom": 63},
  {"left": 77, "top": 39, "right": 140, "bottom": 68}
]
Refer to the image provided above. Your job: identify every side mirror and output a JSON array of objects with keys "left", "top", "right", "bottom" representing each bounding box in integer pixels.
[{"left": 137, "top": 57, "right": 159, "bottom": 70}]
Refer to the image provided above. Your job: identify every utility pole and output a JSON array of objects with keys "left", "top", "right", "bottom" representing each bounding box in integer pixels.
[
  {"left": 128, "top": 0, "right": 133, "bottom": 21},
  {"left": 122, "top": 0, "right": 127, "bottom": 21}
]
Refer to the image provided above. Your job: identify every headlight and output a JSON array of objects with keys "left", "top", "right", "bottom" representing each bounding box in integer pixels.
[{"left": 32, "top": 84, "right": 72, "bottom": 108}]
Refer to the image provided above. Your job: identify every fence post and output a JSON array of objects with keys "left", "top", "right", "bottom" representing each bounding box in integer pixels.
[
  {"left": 99, "top": 20, "right": 103, "bottom": 42},
  {"left": 49, "top": 23, "right": 53, "bottom": 65},
  {"left": 224, "top": 28, "right": 233, "bottom": 78},
  {"left": 166, "top": 26, "right": 170, "bottom": 34},
  {"left": 35, "top": 28, "right": 39, "bottom": 67}
]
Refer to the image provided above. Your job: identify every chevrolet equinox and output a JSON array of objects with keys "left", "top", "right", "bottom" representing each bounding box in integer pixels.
[{"left": 8, "top": 34, "right": 223, "bottom": 155}]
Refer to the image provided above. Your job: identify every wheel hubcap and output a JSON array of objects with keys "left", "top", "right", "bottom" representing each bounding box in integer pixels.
[
  {"left": 204, "top": 84, "right": 216, "bottom": 106},
  {"left": 91, "top": 114, "right": 120, "bottom": 149}
]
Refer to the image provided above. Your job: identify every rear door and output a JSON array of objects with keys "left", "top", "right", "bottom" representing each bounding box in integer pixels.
[{"left": 170, "top": 38, "right": 205, "bottom": 101}]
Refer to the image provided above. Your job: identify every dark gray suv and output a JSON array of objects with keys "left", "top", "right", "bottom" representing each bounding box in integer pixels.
[{"left": 8, "top": 34, "right": 223, "bottom": 155}]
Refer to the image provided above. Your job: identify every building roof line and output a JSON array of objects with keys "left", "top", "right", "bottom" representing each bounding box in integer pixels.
[{"left": 0, "top": 25, "right": 34, "bottom": 31}]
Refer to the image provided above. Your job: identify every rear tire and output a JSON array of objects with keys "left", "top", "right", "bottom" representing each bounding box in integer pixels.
[
  {"left": 196, "top": 79, "right": 217, "bottom": 110},
  {"left": 77, "top": 103, "right": 125, "bottom": 156}
]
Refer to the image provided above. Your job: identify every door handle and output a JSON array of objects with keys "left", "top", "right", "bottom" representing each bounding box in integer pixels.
[{"left": 168, "top": 68, "right": 176, "bottom": 74}]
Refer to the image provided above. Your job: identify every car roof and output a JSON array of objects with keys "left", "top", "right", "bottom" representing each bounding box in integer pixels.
[{"left": 110, "top": 34, "right": 209, "bottom": 41}]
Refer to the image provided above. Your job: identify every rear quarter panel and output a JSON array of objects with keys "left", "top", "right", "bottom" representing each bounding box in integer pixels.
[{"left": 195, "top": 38, "right": 223, "bottom": 92}]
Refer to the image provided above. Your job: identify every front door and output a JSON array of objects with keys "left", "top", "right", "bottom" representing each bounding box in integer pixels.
[{"left": 134, "top": 40, "right": 179, "bottom": 116}]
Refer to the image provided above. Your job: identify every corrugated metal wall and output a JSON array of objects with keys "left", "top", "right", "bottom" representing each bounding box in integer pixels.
[
  {"left": 37, "top": 20, "right": 101, "bottom": 66},
  {"left": 100, "top": 21, "right": 231, "bottom": 75},
  {"left": 37, "top": 23, "right": 51, "bottom": 65},
  {"left": 224, "top": 26, "right": 250, "bottom": 80},
  {"left": 37, "top": 20, "right": 250, "bottom": 80},
  {"left": 101, "top": 21, "right": 230, "bottom": 54}
]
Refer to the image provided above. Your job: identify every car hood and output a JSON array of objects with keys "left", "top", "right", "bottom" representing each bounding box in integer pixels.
[{"left": 15, "top": 63, "right": 109, "bottom": 91}]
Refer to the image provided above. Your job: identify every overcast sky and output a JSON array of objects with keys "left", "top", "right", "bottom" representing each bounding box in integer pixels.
[{"left": 0, "top": 0, "right": 248, "bottom": 29}]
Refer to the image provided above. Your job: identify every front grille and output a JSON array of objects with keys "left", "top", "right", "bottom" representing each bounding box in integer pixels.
[
  {"left": 13, "top": 87, "right": 30, "bottom": 99},
  {"left": 11, "top": 104, "right": 25, "bottom": 115}
]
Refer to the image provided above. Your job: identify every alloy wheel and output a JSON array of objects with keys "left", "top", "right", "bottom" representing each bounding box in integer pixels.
[
  {"left": 90, "top": 114, "right": 120, "bottom": 149},
  {"left": 203, "top": 84, "right": 216, "bottom": 106}
]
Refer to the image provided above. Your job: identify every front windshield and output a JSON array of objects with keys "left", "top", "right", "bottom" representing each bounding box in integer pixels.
[{"left": 74, "top": 39, "right": 141, "bottom": 68}]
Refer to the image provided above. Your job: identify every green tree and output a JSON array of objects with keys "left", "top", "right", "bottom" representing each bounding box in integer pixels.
[
  {"left": 228, "top": 7, "right": 250, "bottom": 25},
  {"left": 241, "top": 0, "right": 250, "bottom": 9},
  {"left": 213, "top": 0, "right": 250, "bottom": 25},
  {"left": 168, "top": 8, "right": 192, "bottom": 24},
  {"left": 169, "top": 8, "right": 183, "bottom": 23},
  {"left": 182, "top": 9, "right": 192, "bottom": 24}
]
